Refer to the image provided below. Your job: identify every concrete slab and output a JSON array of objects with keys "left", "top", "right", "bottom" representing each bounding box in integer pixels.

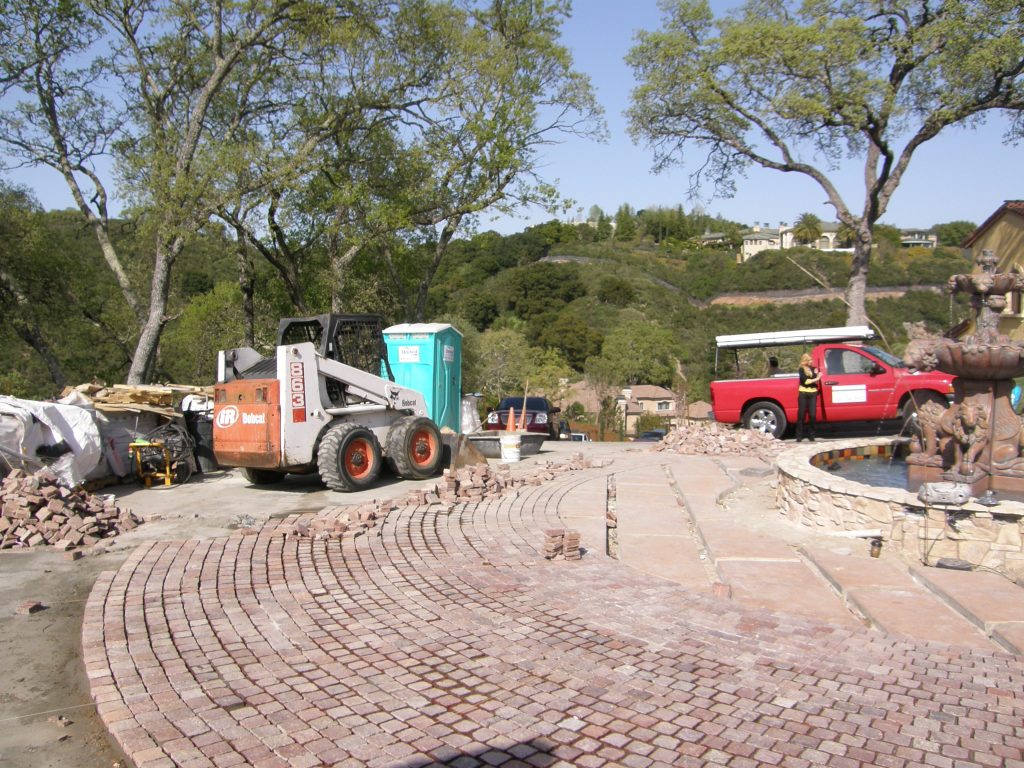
[
  {"left": 992, "top": 623, "right": 1024, "bottom": 654},
  {"left": 801, "top": 546, "right": 913, "bottom": 591},
  {"left": 910, "top": 563, "right": 1024, "bottom": 651},
  {"left": 698, "top": 518, "right": 800, "bottom": 561},
  {"left": 716, "top": 560, "right": 862, "bottom": 626},
  {"left": 844, "top": 586, "right": 996, "bottom": 649},
  {"left": 618, "top": 532, "right": 712, "bottom": 590}
]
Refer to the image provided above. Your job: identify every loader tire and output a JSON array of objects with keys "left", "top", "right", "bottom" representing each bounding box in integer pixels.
[
  {"left": 386, "top": 416, "right": 442, "bottom": 480},
  {"left": 318, "top": 423, "right": 382, "bottom": 492},
  {"left": 243, "top": 467, "right": 285, "bottom": 485}
]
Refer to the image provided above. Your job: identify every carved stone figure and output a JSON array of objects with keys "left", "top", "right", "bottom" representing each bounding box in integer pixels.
[
  {"left": 907, "top": 399, "right": 952, "bottom": 467},
  {"left": 948, "top": 401, "right": 988, "bottom": 478}
]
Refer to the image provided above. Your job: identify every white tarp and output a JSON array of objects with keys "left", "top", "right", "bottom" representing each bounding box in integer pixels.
[{"left": 0, "top": 395, "right": 103, "bottom": 486}]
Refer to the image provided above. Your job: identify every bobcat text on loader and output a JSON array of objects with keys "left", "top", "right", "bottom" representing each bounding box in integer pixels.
[{"left": 213, "top": 314, "right": 443, "bottom": 491}]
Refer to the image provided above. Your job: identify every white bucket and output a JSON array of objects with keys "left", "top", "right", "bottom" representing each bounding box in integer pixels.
[{"left": 499, "top": 433, "right": 521, "bottom": 463}]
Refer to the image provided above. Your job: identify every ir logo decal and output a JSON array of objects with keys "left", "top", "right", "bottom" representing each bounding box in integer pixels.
[{"left": 215, "top": 406, "right": 239, "bottom": 428}]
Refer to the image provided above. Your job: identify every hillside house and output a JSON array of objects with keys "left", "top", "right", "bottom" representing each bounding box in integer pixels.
[
  {"left": 741, "top": 222, "right": 935, "bottom": 261},
  {"left": 615, "top": 385, "right": 678, "bottom": 434}
]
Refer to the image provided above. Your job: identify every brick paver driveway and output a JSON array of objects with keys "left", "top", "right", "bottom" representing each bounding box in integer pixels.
[{"left": 84, "top": 457, "right": 1024, "bottom": 767}]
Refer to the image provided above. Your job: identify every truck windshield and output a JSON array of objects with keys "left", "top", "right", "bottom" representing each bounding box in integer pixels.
[{"left": 862, "top": 346, "right": 905, "bottom": 368}]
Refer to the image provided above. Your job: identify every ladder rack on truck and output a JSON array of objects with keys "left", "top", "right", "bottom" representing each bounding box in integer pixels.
[{"left": 714, "top": 325, "right": 875, "bottom": 376}]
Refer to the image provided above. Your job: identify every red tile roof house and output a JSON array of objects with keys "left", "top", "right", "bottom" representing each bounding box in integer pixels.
[{"left": 616, "top": 385, "right": 678, "bottom": 435}]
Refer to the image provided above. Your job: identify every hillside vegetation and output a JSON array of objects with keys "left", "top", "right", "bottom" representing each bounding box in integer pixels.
[{"left": 0, "top": 203, "right": 972, "bottom": 409}]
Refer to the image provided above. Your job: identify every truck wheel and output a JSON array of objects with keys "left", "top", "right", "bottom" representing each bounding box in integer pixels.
[
  {"left": 386, "top": 416, "right": 442, "bottom": 480},
  {"left": 318, "top": 423, "right": 382, "bottom": 492},
  {"left": 742, "top": 402, "right": 786, "bottom": 438},
  {"left": 243, "top": 467, "right": 285, "bottom": 485}
]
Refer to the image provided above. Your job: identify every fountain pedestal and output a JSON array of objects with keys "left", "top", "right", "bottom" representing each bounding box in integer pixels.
[{"left": 904, "top": 249, "right": 1024, "bottom": 495}]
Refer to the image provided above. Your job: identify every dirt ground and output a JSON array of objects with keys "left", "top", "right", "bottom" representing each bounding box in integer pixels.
[{"left": 0, "top": 442, "right": 797, "bottom": 768}]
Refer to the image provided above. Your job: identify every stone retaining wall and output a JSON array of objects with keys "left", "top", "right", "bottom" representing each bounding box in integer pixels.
[{"left": 775, "top": 438, "right": 1024, "bottom": 582}]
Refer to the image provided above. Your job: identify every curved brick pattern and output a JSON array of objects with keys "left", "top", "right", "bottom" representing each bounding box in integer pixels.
[{"left": 84, "top": 456, "right": 1024, "bottom": 768}]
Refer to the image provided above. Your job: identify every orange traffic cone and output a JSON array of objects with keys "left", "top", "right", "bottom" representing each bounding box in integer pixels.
[{"left": 506, "top": 406, "right": 515, "bottom": 432}]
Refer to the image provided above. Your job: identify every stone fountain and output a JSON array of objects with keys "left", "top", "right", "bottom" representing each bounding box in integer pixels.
[{"left": 904, "top": 249, "right": 1024, "bottom": 495}]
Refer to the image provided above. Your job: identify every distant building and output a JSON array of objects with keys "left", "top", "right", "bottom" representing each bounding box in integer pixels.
[
  {"left": 615, "top": 385, "right": 678, "bottom": 434},
  {"left": 740, "top": 221, "right": 936, "bottom": 260},
  {"left": 899, "top": 230, "right": 938, "bottom": 248}
]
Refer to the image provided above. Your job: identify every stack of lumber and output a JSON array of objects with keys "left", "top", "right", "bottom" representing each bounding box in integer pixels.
[
  {"left": 64, "top": 382, "right": 213, "bottom": 410},
  {"left": 0, "top": 468, "right": 141, "bottom": 551}
]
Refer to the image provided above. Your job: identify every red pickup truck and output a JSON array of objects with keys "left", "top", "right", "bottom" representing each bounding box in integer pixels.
[{"left": 710, "top": 329, "right": 955, "bottom": 438}]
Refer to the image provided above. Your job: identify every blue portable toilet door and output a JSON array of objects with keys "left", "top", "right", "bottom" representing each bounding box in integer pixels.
[{"left": 435, "top": 336, "right": 460, "bottom": 432}]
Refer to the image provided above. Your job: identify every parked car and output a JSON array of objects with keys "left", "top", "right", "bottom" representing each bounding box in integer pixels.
[
  {"left": 569, "top": 432, "right": 591, "bottom": 442},
  {"left": 485, "top": 396, "right": 560, "bottom": 439},
  {"left": 634, "top": 429, "right": 666, "bottom": 442}
]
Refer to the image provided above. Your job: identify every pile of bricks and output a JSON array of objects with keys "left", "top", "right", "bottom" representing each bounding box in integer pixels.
[
  {"left": 284, "top": 453, "right": 608, "bottom": 543},
  {"left": 654, "top": 420, "right": 785, "bottom": 460},
  {"left": 542, "top": 528, "right": 582, "bottom": 560},
  {"left": 0, "top": 468, "right": 141, "bottom": 551},
  {"left": 283, "top": 501, "right": 389, "bottom": 541}
]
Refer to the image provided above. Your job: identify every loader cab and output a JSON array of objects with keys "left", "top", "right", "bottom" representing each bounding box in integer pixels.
[{"left": 277, "top": 314, "right": 395, "bottom": 381}]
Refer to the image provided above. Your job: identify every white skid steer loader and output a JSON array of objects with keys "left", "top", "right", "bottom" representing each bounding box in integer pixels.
[{"left": 213, "top": 314, "right": 444, "bottom": 491}]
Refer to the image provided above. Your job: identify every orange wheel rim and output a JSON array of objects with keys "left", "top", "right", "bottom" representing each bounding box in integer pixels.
[
  {"left": 344, "top": 438, "right": 374, "bottom": 479},
  {"left": 410, "top": 428, "right": 438, "bottom": 468}
]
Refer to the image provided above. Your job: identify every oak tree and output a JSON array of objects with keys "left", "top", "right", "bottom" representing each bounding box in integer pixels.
[{"left": 628, "top": 0, "right": 1024, "bottom": 326}]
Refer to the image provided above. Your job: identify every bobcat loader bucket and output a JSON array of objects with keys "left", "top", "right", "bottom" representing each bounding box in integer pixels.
[{"left": 445, "top": 432, "right": 488, "bottom": 470}]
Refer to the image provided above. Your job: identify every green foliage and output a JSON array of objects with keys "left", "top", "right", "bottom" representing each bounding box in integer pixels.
[
  {"left": 505, "top": 262, "right": 587, "bottom": 319},
  {"left": 792, "top": 213, "right": 822, "bottom": 245},
  {"left": 535, "top": 313, "right": 604, "bottom": 371},
  {"left": 933, "top": 220, "right": 978, "bottom": 247},
  {"left": 160, "top": 283, "right": 248, "bottom": 384},
  {"left": 872, "top": 225, "right": 903, "bottom": 248},
  {"left": 596, "top": 276, "right": 636, "bottom": 307},
  {"left": 586, "top": 311, "right": 677, "bottom": 387},
  {"left": 613, "top": 204, "right": 638, "bottom": 241}
]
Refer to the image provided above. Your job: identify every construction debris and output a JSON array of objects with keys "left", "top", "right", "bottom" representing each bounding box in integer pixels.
[
  {"left": 653, "top": 420, "right": 785, "bottom": 460},
  {"left": 15, "top": 599, "right": 46, "bottom": 615},
  {"left": 0, "top": 468, "right": 141, "bottom": 551}
]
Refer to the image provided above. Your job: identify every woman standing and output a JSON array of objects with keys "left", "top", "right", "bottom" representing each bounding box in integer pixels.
[{"left": 797, "top": 353, "right": 822, "bottom": 441}]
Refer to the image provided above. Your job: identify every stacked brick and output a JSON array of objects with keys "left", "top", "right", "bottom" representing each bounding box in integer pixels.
[
  {"left": 284, "top": 453, "right": 607, "bottom": 543},
  {"left": 654, "top": 420, "right": 784, "bottom": 460},
  {"left": 0, "top": 468, "right": 140, "bottom": 551},
  {"left": 542, "top": 528, "right": 582, "bottom": 560},
  {"left": 563, "top": 529, "right": 581, "bottom": 560},
  {"left": 543, "top": 529, "right": 564, "bottom": 559}
]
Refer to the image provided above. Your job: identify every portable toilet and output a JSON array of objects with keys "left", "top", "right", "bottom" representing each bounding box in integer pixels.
[{"left": 383, "top": 323, "right": 462, "bottom": 432}]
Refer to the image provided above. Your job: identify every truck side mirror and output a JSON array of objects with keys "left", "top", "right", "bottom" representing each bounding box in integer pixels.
[{"left": 871, "top": 363, "right": 885, "bottom": 375}]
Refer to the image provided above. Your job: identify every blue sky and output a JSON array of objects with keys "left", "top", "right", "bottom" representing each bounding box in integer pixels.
[{"left": 5, "top": 0, "right": 1023, "bottom": 235}]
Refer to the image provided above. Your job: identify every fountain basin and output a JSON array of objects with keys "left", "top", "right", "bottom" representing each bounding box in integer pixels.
[
  {"left": 929, "top": 339, "right": 1024, "bottom": 379},
  {"left": 776, "top": 438, "right": 1024, "bottom": 579}
]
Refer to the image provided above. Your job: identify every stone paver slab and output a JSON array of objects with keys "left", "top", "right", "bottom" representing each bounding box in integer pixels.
[
  {"left": 698, "top": 518, "right": 799, "bottom": 561},
  {"left": 845, "top": 585, "right": 997, "bottom": 649},
  {"left": 617, "top": 532, "right": 711, "bottom": 590},
  {"left": 716, "top": 560, "right": 861, "bottom": 626},
  {"left": 910, "top": 563, "right": 1024, "bottom": 627}
]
